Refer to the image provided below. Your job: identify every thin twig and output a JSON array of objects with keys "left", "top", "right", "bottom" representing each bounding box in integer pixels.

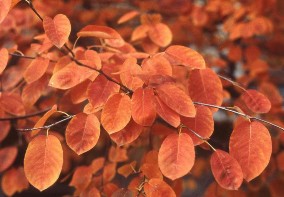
[
  {"left": 0, "top": 108, "right": 51, "bottom": 121},
  {"left": 193, "top": 102, "right": 284, "bottom": 131},
  {"left": 217, "top": 74, "right": 246, "bottom": 91},
  {"left": 16, "top": 115, "right": 75, "bottom": 131}
]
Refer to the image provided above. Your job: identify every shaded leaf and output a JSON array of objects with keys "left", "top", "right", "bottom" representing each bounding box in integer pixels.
[
  {"left": 229, "top": 121, "right": 272, "bottom": 181},
  {"left": 0, "top": 92, "right": 25, "bottom": 116},
  {"left": 0, "top": 48, "right": 9, "bottom": 74},
  {"left": 0, "top": 146, "right": 18, "bottom": 173},
  {"left": 241, "top": 89, "right": 271, "bottom": 113},
  {"left": 0, "top": 121, "right": 10, "bottom": 143},
  {"left": 158, "top": 133, "right": 195, "bottom": 180},
  {"left": 70, "top": 166, "right": 92, "bottom": 192},
  {"left": 117, "top": 161, "right": 136, "bottom": 178},
  {"left": 156, "top": 83, "right": 196, "bottom": 117},
  {"left": 112, "top": 188, "right": 134, "bottom": 197},
  {"left": 66, "top": 113, "right": 100, "bottom": 155},
  {"left": 144, "top": 178, "right": 176, "bottom": 197},
  {"left": 0, "top": 0, "right": 11, "bottom": 24},
  {"left": 118, "top": 10, "right": 139, "bottom": 24},
  {"left": 24, "top": 135, "right": 63, "bottom": 191},
  {"left": 23, "top": 57, "right": 49, "bottom": 84},
  {"left": 164, "top": 45, "right": 206, "bottom": 69},
  {"left": 141, "top": 163, "right": 163, "bottom": 179},
  {"left": 43, "top": 14, "right": 71, "bottom": 48},
  {"left": 210, "top": 150, "right": 243, "bottom": 190},
  {"left": 101, "top": 93, "right": 132, "bottom": 134}
]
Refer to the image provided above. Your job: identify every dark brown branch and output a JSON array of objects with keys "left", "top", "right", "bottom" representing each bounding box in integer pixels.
[{"left": 0, "top": 108, "right": 51, "bottom": 121}]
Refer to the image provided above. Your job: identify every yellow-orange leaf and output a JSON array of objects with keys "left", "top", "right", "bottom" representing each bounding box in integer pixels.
[
  {"left": 87, "top": 75, "right": 120, "bottom": 109},
  {"left": 49, "top": 62, "right": 95, "bottom": 90},
  {"left": 1, "top": 167, "right": 29, "bottom": 196},
  {"left": 158, "top": 133, "right": 195, "bottom": 180},
  {"left": 43, "top": 14, "right": 71, "bottom": 48},
  {"left": 110, "top": 119, "right": 143, "bottom": 146},
  {"left": 77, "top": 25, "right": 121, "bottom": 39},
  {"left": 156, "top": 83, "right": 196, "bottom": 117},
  {"left": 0, "top": 48, "right": 8, "bottom": 74},
  {"left": 229, "top": 121, "right": 272, "bottom": 181},
  {"left": 0, "top": 146, "right": 18, "bottom": 173},
  {"left": 148, "top": 23, "right": 172, "bottom": 47},
  {"left": 0, "top": 0, "right": 11, "bottom": 24},
  {"left": 210, "top": 150, "right": 243, "bottom": 190},
  {"left": 188, "top": 68, "right": 223, "bottom": 112},
  {"left": 101, "top": 93, "right": 132, "bottom": 134},
  {"left": 131, "top": 87, "right": 156, "bottom": 126},
  {"left": 181, "top": 106, "right": 214, "bottom": 145},
  {"left": 23, "top": 57, "right": 49, "bottom": 84},
  {"left": 144, "top": 178, "right": 176, "bottom": 197},
  {"left": 24, "top": 135, "right": 63, "bottom": 191},
  {"left": 164, "top": 45, "right": 206, "bottom": 69},
  {"left": 66, "top": 113, "right": 100, "bottom": 155},
  {"left": 241, "top": 89, "right": 271, "bottom": 113}
]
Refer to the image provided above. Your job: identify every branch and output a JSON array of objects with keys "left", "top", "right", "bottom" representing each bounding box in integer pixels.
[
  {"left": 0, "top": 108, "right": 51, "bottom": 121},
  {"left": 193, "top": 102, "right": 284, "bottom": 131}
]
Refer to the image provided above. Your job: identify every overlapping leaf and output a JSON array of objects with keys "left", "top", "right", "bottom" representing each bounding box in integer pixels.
[
  {"left": 43, "top": 14, "right": 71, "bottom": 48},
  {"left": 0, "top": 93, "right": 25, "bottom": 116},
  {"left": 241, "top": 89, "right": 271, "bottom": 113},
  {"left": 210, "top": 149, "right": 243, "bottom": 190},
  {"left": 66, "top": 113, "right": 100, "bottom": 155},
  {"left": 23, "top": 57, "right": 49, "bottom": 84},
  {"left": 101, "top": 93, "right": 132, "bottom": 134},
  {"left": 188, "top": 68, "right": 223, "bottom": 112},
  {"left": 24, "top": 135, "right": 63, "bottom": 191},
  {"left": 158, "top": 133, "right": 195, "bottom": 180},
  {"left": 144, "top": 178, "right": 176, "bottom": 197},
  {"left": 156, "top": 83, "right": 196, "bottom": 117},
  {"left": 229, "top": 121, "right": 272, "bottom": 181}
]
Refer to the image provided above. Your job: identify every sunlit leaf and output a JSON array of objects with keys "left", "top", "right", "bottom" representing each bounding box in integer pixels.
[
  {"left": 77, "top": 25, "right": 121, "bottom": 39},
  {"left": 148, "top": 23, "right": 172, "bottom": 47}
]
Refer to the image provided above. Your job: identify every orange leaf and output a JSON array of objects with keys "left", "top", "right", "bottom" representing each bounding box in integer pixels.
[
  {"left": 131, "top": 87, "right": 156, "bottom": 126},
  {"left": 0, "top": 121, "right": 10, "bottom": 143},
  {"left": 156, "top": 83, "right": 196, "bottom": 117},
  {"left": 229, "top": 121, "right": 272, "bottom": 181},
  {"left": 0, "top": 92, "right": 25, "bottom": 116},
  {"left": 142, "top": 54, "right": 172, "bottom": 77},
  {"left": 24, "top": 135, "right": 63, "bottom": 191},
  {"left": 77, "top": 25, "right": 121, "bottom": 39},
  {"left": 131, "top": 24, "right": 149, "bottom": 41},
  {"left": 0, "top": 0, "right": 11, "bottom": 24},
  {"left": 87, "top": 75, "right": 120, "bottom": 109},
  {"left": 181, "top": 106, "right": 214, "bottom": 145},
  {"left": 110, "top": 119, "right": 143, "bottom": 146},
  {"left": 148, "top": 23, "right": 172, "bottom": 47},
  {"left": 101, "top": 93, "right": 132, "bottom": 134},
  {"left": 164, "top": 45, "right": 206, "bottom": 69},
  {"left": 210, "top": 149, "right": 243, "bottom": 190},
  {"left": 81, "top": 186, "right": 101, "bottom": 197},
  {"left": 108, "top": 146, "right": 128, "bottom": 163},
  {"left": 1, "top": 167, "right": 29, "bottom": 196},
  {"left": 0, "top": 146, "right": 18, "bottom": 173},
  {"left": 117, "top": 161, "right": 137, "bottom": 178},
  {"left": 154, "top": 95, "right": 180, "bottom": 128},
  {"left": 141, "top": 163, "right": 163, "bottom": 180},
  {"left": 43, "top": 14, "right": 71, "bottom": 48},
  {"left": 144, "top": 178, "right": 176, "bottom": 197},
  {"left": 70, "top": 166, "right": 92, "bottom": 192},
  {"left": 49, "top": 62, "right": 95, "bottom": 90},
  {"left": 103, "top": 163, "right": 117, "bottom": 183},
  {"left": 84, "top": 49, "right": 102, "bottom": 69},
  {"left": 0, "top": 48, "right": 8, "bottom": 74},
  {"left": 66, "top": 113, "right": 100, "bottom": 155},
  {"left": 158, "top": 133, "right": 195, "bottom": 180},
  {"left": 241, "top": 89, "right": 271, "bottom": 114},
  {"left": 70, "top": 79, "right": 90, "bottom": 104},
  {"left": 118, "top": 10, "right": 139, "bottom": 24},
  {"left": 23, "top": 57, "right": 49, "bottom": 84},
  {"left": 188, "top": 68, "right": 223, "bottom": 112},
  {"left": 112, "top": 188, "right": 134, "bottom": 197}
]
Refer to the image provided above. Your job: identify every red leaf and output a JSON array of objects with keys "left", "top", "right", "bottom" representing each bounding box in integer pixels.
[
  {"left": 154, "top": 95, "right": 180, "bottom": 128},
  {"left": 1, "top": 167, "right": 29, "bottom": 196},
  {"left": 24, "top": 135, "right": 63, "bottom": 191},
  {"left": 131, "top": 87, "right": 156, "bottom": 126},
  {"left": 0, "top": 48, "right": 9, "bottom": 74},
  {"left": 23, "top": 57, "right": 49, "bottom": 84},
  {"left": 241, "top": 89, "right": 271, "bottom": 113},
  {"left": 144, "top": 178, "right": 176, "bottom": 197},
  {"left": 66, "top": 113, "right": 100, "bottom": 155},
  {"left": 210, "top": 149, "right": 243, "bottom": 190},
  {"left": 148, "top": 23, "right": 172, "bottom": 47},
  {"left": 164, "top": 45, "right": 206, "bottom": 69},
  {"left": 49, "top": 62, "right": 95, "bottom": 90},
  {"left": 181, "top": 106, "right": 214, "bottom": 145},
  {"left": 77, "top": 25, "right": 121, "bottom": 39},
  {"left": 0, "top": 0, "right": 11, "bottom": 24},
  {"left": 188, "top": 68, "right": 223, "bottom": 112},
  {"left": 158, "top": 133, "right": 195, "bottom": 180},
  {"left": 87, "top": 75, "right": 120, "bottom": 109},
  {"left": 156, "top": 83, "right": 196, "bottom": 117},
  {"left": 229, "top": 121, "right": 272, "bottom": 181},
  {"left": 101, "top": 93, "right": 132, "bottom": 134},
  {"left": 110, "top": 119, "right": 143, "bottom": 146},
  {"left": 0, "top": 146, "right": 18, "bottom": 173},
  {"left": 43, "top": 14, "right": 71, "bottom": 48}
]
